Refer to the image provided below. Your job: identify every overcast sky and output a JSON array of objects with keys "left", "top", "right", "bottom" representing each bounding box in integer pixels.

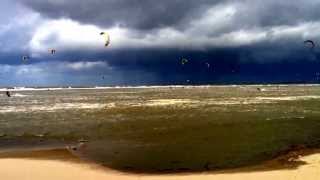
[{"left": 1, "top": 0, "right": 320, "bottom": 86}]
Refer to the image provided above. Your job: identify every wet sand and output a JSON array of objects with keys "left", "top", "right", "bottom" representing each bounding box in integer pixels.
[{"left": 0, "top": 149, "right": 320, "bottom": 180}]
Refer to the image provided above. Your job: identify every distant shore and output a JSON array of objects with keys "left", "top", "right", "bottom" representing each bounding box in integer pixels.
[{"left": 1, "top": 83, "right": 320, "bottom": 92}]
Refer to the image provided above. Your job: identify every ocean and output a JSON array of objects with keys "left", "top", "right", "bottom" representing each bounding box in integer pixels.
[{"left": 1, "top": 85, "right": 320, "bottom": 172}]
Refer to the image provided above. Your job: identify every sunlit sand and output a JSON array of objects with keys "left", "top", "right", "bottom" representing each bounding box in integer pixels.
[{"left": 0, "top": 149, "right": 320, "bottom": 180}]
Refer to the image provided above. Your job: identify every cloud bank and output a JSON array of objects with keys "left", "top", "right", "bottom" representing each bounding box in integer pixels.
[{"left": 1, "top": 0, "right": 320, "bottom": 86}]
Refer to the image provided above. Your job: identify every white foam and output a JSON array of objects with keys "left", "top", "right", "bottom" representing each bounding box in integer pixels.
[
  {"left": 128, "top": 96, "right": 320, "bottom": 107},
  {"left": 0, "top": 103, "right": 107, "bottom": 113},
  {"left": 1, "top": 84, "right": 320, "bottom": 92},
  {"left": 144, "top": 99, "right": 198, "bottom": 106},
  {"left": 11, "top": 93, "right": 29, "bottom": 97},
  {"left": 207, "top": 99, "right": 272, "bottom": 105},
  {"left": 209, "top": 96, "right": 320, "bottom": 105},
  {"left": 256, "top": 96, "right": 320, "bottom": 101}
]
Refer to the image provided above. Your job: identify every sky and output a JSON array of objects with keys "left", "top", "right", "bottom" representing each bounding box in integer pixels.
[{"left": 1, "top": 0, "right": 320, "bottom": 86}]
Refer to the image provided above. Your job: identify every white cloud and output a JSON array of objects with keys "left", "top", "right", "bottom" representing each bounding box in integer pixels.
[
  {"left": 0, "top": 61, "right": 112, "bottom": 86},
  {"left": 0, "top": 61, "right": 110, "bottom": 76},
  {"left": 64, "top": 61, "right": 109, "bottom": 71},
  {"left": 0, "top": 3, "right": 41, "bottom": 53},
  {"left": 267, "top": 22, "right": 320, "bottom": 41},
  {"left": 188, "top": 4, "right": 237, "bottom": 36},
  {"left": 15, "top": 65, "right": 43, "bottom": 75},
  {"left": 0, "top": 60, "right": 158, "bottom": 86},
  {"left": 26, "top": 2, "right": 320, "bottom": 54},
  {"left": 29, "top": 19, "right": 104, "bottom": 52}
]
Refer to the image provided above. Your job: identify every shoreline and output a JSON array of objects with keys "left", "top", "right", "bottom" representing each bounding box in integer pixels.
[{"left": 0, "top": 148, "right": 320, "bottom": 180}]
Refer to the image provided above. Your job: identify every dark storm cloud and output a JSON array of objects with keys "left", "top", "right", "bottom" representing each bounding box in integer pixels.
[
  {"left": 4, "top": 0, "right": 320, "bottom": 86},
  {"left": 19, "top": 0, "right": 225, "bottom": 30},
  {"left": 20, "top": 0, "right": 320, "bottom": 32},
  {"left": 45, "top": 43, "right": 319, "bottom": 85},
  {"left": 233, "top": 0, "right": 320, "bottom": 29},
  {"left": 1, "top": 43, "right": 320, "bottom": 86}
]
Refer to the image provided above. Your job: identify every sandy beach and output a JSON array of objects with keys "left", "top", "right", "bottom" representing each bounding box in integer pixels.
[{"left": 0, "top": 149, "right": 319, "bottom": 180}]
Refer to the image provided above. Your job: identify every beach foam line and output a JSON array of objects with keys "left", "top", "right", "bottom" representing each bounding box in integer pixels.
[
  {"left": 1, "top": 84, "right": 320, "bottom": 92},
  {"left": 0, "top": 103, "right": 108, "bottom": 113},
  {"left": 256, "top": 96, "right": 320, "bottom": 101},
  {"left": 11, "top": 93, "right": 29, "bottom": 97},
  {"left": 133, "top": 96, "right": 320, "bottom": 107},
  {"left": 144, "top": 99, "right": 198, "bottom": 106},
  {"left": 1, "top": 95, "right": 319, "bottom": 113}
]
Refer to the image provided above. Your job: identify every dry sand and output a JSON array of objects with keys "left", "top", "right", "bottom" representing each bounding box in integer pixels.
[{"left": 0, "top": 149, "right": 320, "bottom": 180}]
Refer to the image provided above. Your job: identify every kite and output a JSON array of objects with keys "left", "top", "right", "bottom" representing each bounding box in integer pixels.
[{"left": 100, "top": 32, "right": 110, "bottom": 47}]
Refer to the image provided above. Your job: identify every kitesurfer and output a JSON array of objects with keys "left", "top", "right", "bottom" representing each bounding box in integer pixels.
[{"left": 5, "top": 91, "right": 11, "bottom": 97}]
